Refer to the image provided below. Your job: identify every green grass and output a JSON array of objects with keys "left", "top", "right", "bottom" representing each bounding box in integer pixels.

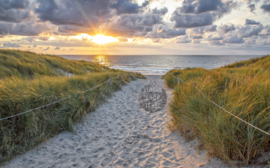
[
  {"left": 0, "top": 50, "right": 145, "bottom": 164},
  {"left": 164, "top": 55, "right": 270, "bottom": 166}
]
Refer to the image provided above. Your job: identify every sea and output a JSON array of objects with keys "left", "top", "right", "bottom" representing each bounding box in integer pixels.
[{"left": 59, "top": 55, "right": 260, "bottom": 75}]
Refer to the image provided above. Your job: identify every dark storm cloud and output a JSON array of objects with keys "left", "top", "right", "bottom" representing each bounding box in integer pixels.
[
  {"left": 261, "top": 3, "right": 270, "bottom": 12},
  {"left": 35, "top": 0, "right": 113, "bottom": 28},
  {"left": 245, "top": 19, "right": 260, "bottom": 25},
  {"left": 238, "top": 24, "right": 263, "bottom": 38},
  {"left": 111, "top": 0, "right": 150, "bottom": 15},
  {"left": 0, "top": 0, "right": 30, "bottom": 23},
  {"left": 219, "top": 23, "right": 235, "bottom": 33},
  {"left": 222, "top": 35, "right": 244, "bottom": 43}
]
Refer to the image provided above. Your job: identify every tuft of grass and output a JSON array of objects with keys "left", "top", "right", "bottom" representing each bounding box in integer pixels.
[
  {"left": 164, "top": 55, "right": 270, "bottom": 166},
  {"left": 0, "top": 50, "right": 145, "bottom": 164}
]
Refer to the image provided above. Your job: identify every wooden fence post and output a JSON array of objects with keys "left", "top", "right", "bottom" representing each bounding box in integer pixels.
[{"left": 110, "top": 78, "right": 112, "bottom": 87}]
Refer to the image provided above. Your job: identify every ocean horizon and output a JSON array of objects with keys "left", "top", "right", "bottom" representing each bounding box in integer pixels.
[{"left": 59, "top": 55, "right": 260, "bottom": 75}]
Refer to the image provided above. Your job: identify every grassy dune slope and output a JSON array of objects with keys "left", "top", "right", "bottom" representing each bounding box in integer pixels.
[
  {"left": 0, "top": 50, "right": 145, "bottom": 163},
  {"left": 163, "top": 55, "right": 270, "bottom": 166}
]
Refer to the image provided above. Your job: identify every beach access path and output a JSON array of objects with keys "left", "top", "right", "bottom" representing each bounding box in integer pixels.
[{"left": 2, "top": 76, "right": 247, "bottom": 168}]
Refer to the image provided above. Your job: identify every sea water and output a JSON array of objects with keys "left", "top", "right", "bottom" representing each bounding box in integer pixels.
[{"left": 59, "top": 55, "right": 260, "bottom": 75}]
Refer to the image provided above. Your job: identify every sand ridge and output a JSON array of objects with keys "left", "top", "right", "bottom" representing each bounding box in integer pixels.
[{"left": 2, "top": 78, "right": 237, "bottom": 168}]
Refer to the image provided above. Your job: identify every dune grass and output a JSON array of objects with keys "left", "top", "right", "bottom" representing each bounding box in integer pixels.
[
  {"left": 164, "top": 55, "right": 270, "bottom": 166},
  {"left": 0, "top": 50, "right": 145, "bottom": 164}
]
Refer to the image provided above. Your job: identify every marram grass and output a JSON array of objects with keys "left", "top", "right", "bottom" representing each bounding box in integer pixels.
[
  {"left": 164, "top": 55, "right": 270, "bottom": 166},
  {"left": 0, "top": 50, "right": 145, "bottom": 164}
]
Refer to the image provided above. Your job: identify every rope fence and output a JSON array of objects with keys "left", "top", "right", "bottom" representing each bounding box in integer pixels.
[
  {"left": 0, "top": 74, "right": 131, "bottom": 122},
  {"left": 170, "top": 73, "right": 270, "bottom": 136}
]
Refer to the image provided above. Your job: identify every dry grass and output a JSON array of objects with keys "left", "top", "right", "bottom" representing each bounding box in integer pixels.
[
  {"left": 164, "top": 55, "right": 270, "bottom": 166},
  {"left": 0, "top": 50, "right": 145, "bottom": 163}
]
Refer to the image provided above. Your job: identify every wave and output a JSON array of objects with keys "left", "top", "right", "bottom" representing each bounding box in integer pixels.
[{"left": 109, "top": 66, "right": 173, "bottom": 75}]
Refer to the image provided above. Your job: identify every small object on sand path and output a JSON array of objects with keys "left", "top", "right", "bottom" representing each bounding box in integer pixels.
[{"left": 2, "top": 77, "right": 250, "bottom": 168}]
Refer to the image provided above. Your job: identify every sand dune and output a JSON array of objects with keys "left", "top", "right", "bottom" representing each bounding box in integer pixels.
[{"left": 2, "top": 78, "right": 260, "bottom": 168}]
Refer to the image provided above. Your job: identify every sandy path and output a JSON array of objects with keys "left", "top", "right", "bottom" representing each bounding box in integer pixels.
[{"left": 3, "top": 78, "right": 232, "bottom": 168}]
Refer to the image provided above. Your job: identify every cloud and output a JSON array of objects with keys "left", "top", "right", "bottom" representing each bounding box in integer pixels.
[
  {"left": 170, "top": 0, "right": 237, "bottom": 29},
  {"left": 204, "top": 25, "right": 217, "bottom": 32},
  {"left": 248, "top": 4, "right": 256, "bottom": 13},
  {"left": 55, "top": 46, "right": 60, "bottom": 50},
  {"left": 146, "top": 25, "right": 186, "bottom": 38},
  {"left": 109, "top": 11, "right": 165, "bottom": 37},
  {"left": 186, "top": 27, "right": 205, "bottom": 39},
  {"left": 262, "top": 39, "right": 270, "bottom": 45},
  {"left": 35, "top": 0, "right": 113, "bottom": 29},
  {"left": 206, "top": 34, "right": 224, "bottom": 41},
  {"left": 192, "top": 39, "right": 201, "bottom": 44},
  {"left": 261, "top": 3, "right": 270, "bottom": 13},
  {"left": 222, "top": 35, "right": 244, "bottom": 43},
  {"left": 245, "top": 38, "right": 256, "bottom": 45},
  {"left": 2, "top": 42, "right": 21, "bottom": 48},
  {"left": 152, "top": 7, "right": 168, "bottom": 15},
  {"left": 176, "top": 35, "right": 191, "bottom": 43},
  {"left": 111, "top": 0, "right": 150, "bottom": 15},
  {"left": 151, "top": 38, "right": 161, "bottom": 43},
  {"left": 219, "top": 23, "right": 235, "bottom": 33},
  {"left": 43, "top": 47, "right": 50, "bottom": 51},
  {"left": 176, "top": 0, "right": 235, "bottom": 14},
  {"left": 245, "top": 19, "right": 260, "bottom": 25},
  {"left": 0, "top": 0, "right": 30, "bottom": 23},
  {"left": 245, "top": 0, "right": 260, "bottom": 13},
  {"left": 171, "top": 12, "right": 216, "bottom": 28},
  {"left": 209, "top": 40, "right": 225, "bottom": 46},
  {"left": 118, "top": 38, "right": 128, "bottom": 42},
  {"left": 238, "top": 24, "right": 263, "bottom": 38},
  {"left": 259, "top": 25, "right": 270, "bottom": 36},
  {"left": 0, "top": 21, "right": 54, "bottom": 36}
]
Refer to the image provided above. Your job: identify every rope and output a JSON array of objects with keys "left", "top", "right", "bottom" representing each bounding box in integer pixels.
[
  {"left": 192, "top": 84, "right": 270, "bottom": 136},
  {"left": 171, "top": 73, "right": 270, "bottom": 136},
  {"left": 0, "top": 75, "right": 126, "bottom": 121}
]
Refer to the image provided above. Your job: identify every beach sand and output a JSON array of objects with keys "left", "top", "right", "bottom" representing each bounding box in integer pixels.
[
  {"left": 2, "top": 78, "right": 261, "bottom": 168},
  {"left": 144, "top": 75, "right": 163, "bottom": 80}
]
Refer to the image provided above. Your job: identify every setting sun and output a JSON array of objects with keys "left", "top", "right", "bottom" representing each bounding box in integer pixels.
[{"left": 92, "top": 35, "right": 118, "bottom": 45}]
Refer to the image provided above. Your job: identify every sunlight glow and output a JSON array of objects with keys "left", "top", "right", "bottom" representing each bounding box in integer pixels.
[
  {"left": 92, "top": 35, "right": 118, "bottom": 45},
  {"left": 93, "top": 55, "right": 110, "bottom": 66},
  {"left": 69, "top": 34, "right": 118, "bottom": 44}
]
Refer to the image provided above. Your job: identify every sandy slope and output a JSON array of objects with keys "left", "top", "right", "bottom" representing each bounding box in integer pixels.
[{"left": 2, "top": 78, "right": 255, "bottom": 168}]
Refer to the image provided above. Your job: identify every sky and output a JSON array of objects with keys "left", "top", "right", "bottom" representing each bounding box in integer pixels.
[{"left": 0, "top": 0, "right": 270, "bottom": 55}]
